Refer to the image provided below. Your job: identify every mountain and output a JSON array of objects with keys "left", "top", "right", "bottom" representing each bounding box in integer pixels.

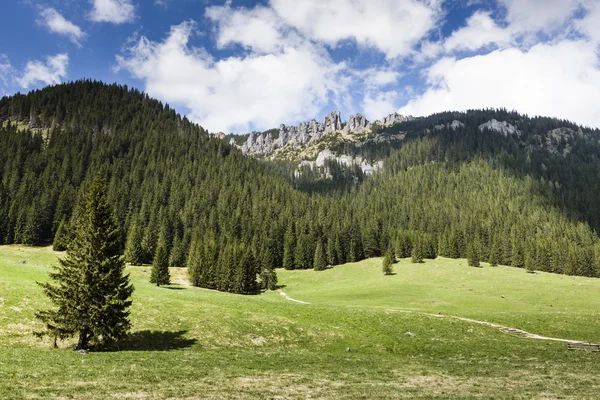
[{"left": 2, "top": 81, "right": 600, "bottom": 294}]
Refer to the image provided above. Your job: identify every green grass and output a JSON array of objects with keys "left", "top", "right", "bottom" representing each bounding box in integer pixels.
[
  {"left": 1, "top": 246, "right": 599, "bottom": 399},
  {"left": 279, "top": 257, "right": 600, "bottom": 342}
]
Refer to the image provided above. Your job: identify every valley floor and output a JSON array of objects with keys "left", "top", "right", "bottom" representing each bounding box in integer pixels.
[{"left": 1, "top": 246, "right": 599, "bottom": 399}]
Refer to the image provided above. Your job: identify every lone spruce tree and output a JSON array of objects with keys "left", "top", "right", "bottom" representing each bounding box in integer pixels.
[
  {"left": 382, "top": 247, "right": 395, "bottom": 275},
  {"left": 150, "top": 239, "right": 170, "bottom": 286},
  {"left": 36, "top": 178, "right": 134, "bottom": 351}
]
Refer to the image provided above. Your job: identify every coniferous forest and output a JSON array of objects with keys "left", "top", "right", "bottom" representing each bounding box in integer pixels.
[{"left": 2, "top": 81, "right": 600, "bottom": 295}]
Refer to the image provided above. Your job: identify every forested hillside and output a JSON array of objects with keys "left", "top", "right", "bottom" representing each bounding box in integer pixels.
[{"left": 1, "top": 81, "right": 600, "bottom": 294}]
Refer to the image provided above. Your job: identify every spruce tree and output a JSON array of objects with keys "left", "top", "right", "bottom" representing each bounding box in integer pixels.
[
  {"left": 35, "top": 178, "right": 133, "bottom": 350},
  {"left": 411, "top": 237, "right": 424, "bottom": 263},
  {"left": 150, "top": 239, "right": 170, "bottom": 286},
  {"left": 467, "top": 241, "right": 481, "bottom": 267},
  {"left": 382, "top": 247, "right": 395, "bottom": 275},
  {"left": 52, "top": 219, "right": 70, "bottom": 251},
  {"left": 259, "top": 266, "right": 278, "bottom": 290},
  {"left": 326, "top": 236, "right": 337, "bottom": 266},
  {"left": 313, "top": 241, "right": 327, "bottom": 271},
  {"left": 124, "top": 223, "right": 144, "bottom": 266},
  {"left": 282, "top": 224, "right": 296, "bottom": 270}
]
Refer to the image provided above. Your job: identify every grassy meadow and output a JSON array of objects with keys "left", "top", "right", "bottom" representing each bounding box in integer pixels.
[{"left": 1, "top": 246, "right": 599, "bottom": 399}]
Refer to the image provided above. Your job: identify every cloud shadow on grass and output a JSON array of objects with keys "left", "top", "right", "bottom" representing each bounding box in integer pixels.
[{"left": 100, "top": 330, "right": 197, "bottom": 352}]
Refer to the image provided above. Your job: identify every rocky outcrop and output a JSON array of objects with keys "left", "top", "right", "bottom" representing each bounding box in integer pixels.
[
  {"left": 240, "top": 111, "right": 413, "bottom": 156},
  {"left": 376, "top": 112, "right": 413, "bottom": 127},
  {"left": 343, "top": 113, "right": 370, "bottom": 133},
  {"left": 478, "top": 119, "right": 519, "bottom": 136},
  {"left": 299, "top": 149, "right": 383, "bottom": 177}
]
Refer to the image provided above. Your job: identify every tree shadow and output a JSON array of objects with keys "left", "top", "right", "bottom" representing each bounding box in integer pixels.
[
  {"left": 100, "top": 330, "right": 197, "bottom": 352},
  {"left": 162, "top": 285, "right": 185, "bottom": 290}
]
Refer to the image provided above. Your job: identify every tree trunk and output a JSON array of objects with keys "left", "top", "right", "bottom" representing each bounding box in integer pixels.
[{"left": 75, "top": 330, "right": 89, "bottom": 350}]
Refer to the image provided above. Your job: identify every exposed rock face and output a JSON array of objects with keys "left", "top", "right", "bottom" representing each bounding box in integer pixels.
[
  {"left": 343, "top": 113, "right": 370, "bottom": 133},
  {"left": 478, "top": 119, "right": 519, "bottom": 136},
  {"left": 300, "top": 150, "right": 383, "bottom": 177},
  {"left": 376, "top": 112, "right": 413, "bottom": 127},
  {"left": 242, "top": 131, "right": 277, "bottom": 155},
  {"left": 450, "top": 120, "right": 465, "bottom": 130},
  {"left": 323, "top": 111, "right": 343, "bottom": 132},
  {"left": 240, "top": 111, "right": 413, "bottom": 156}
]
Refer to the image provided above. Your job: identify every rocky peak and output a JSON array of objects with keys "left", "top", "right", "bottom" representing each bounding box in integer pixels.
[
  {"left": 376, "top": 112, "right": 413, "bottom": 127},
  {"left": 239, "top": 110, "right": 413, "bottom": 156},
  {"left": 344, "top": 113, "right": 370, "bottom": 133},
  {"left": 324, "top": 111, "right": 343, "bottom": 132}
]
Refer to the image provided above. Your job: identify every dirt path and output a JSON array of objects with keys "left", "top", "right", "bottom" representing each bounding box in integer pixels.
[
  {"left": 275, "top": 289, "right": 597, "bottom": 345},
  {"left": 277, "top": 289, "right": 310, "bottom": 304},
  {"left": 439, "top": 314, "right": 596, "bottom": 345}
]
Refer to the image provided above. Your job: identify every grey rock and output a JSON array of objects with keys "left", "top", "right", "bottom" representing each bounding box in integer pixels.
[
  {"left": 344, "top": 113, "right": 370, "bottom": 133},
  {"left": 376, "top": 112, "right": 413, "bottom": 127},
  {"left": 478, "top": 119, "right": 519, "bottom": 136}
]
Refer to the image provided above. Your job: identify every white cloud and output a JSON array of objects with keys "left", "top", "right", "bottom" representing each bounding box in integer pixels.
[
  {"left": 499, "top": 0, "right": 581, "bottom": 33},
  {"left": 577, "top": 1, "right": 600, "bottom": 44},
  {"left": 400, "top": 40, "right": 600, "bottom": 128},
  {"left": 0, "top": 55, "right": 11, "bottom": 81},
  {"left": 90, "top": 0, "right": 135, "bottom": 24},
  {"left": 206, "top": 4, "right": 290, "bottom": 54},
  {"left": 116, "top": 22, "right": 346, "bottom": 133},
  {"left": 17, "top": 54, "right": 69, "bottom": 88},
  {"left": 362, "top": 91, "right": 399, "bottom": 121},
  {"left": 444, "top": 11, "right": 511, "bottom": 52},
  {"left": 269, "top": 0, "right": 443, "bottom": 59},
  {"left": 40, "top": 8, "right": 86, "bottom": 47},
  {"left": 439, "top": 1, "right": 584, "bottom": 55}
]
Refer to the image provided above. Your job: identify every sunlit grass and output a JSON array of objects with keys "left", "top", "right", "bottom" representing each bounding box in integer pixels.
[{"left": 1, "top": 246, "right": 599, "bottom": 399}]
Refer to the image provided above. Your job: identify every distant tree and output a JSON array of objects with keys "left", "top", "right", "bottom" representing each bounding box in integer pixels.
[
  {"left": 326, "top": 236, "right": 337, "bottom": 266},
  {"left": 35, "top": 178, "right": 133, "bottom": 350},
  {"left": 52, "top": 219, "right": 70, "bottom": 251},
  {"left": 282, "top": 224, "right": 296, "bottom": 270},
  {"left": 259, "top": 266, "right": 278, "bottom": 291},
  {"left": 489, "top": 237, "right": 501, "bottom": 267},
  {"left": 150, "top": 239, "right": 170, "bottom": 286},
  {"left": 168, "top": 232, "right": 186, "bottom": 267},
  {"left": 382, "top": 247, "right": 395, "bottom": 275},
  {"left": 124, "top": 223, "right": 144, "bottom": 266},
  {"left": 314, "top": 241, "right": 327, "bottom": 271},
  {"left": 467, "top": 242, "right": 481, "bottom": 267},
  {"left": 511, "top": 242, "right": 525, "bottom": 269},
  {"left": 411, "top": 238, "right": 424, "bottom": 264},
  {"left": 235, "top": 248, "right": 258, "bottom": 294}
]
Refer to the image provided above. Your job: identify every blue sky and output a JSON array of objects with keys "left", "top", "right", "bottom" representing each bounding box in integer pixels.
[{"left": 1, "top": 0, "right": 599, "bottom": 133}]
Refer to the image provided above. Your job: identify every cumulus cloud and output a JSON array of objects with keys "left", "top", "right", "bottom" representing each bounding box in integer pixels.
[
  {"left": 269, "top": 0, "right": 443, "bottom": 59},
  {"left": 40, "top": 8, "right": 86, "bottom": 47},
  {"left": 17, "top": 54, "right": 69, "bottom": 88},
  {"left": 90, "top": 0, "right": 135, "bottom": 24},
  {"left": 362, "top": 91, "right": 399, "bottom": 121},
  {"left": 400, "top": 40, "right": 600, "bottom": 128},
  {"left": 206, "top": 4, "right": 290, "bottom": 54},
  {"left": 444, "top": 11, "right": 511, "bottom": 52},
  {"left": 499, "top": 0, "right": 581, "bottom": 34},
  {"left": 116, "top": 22, "right": 346, "bottom": 133}
]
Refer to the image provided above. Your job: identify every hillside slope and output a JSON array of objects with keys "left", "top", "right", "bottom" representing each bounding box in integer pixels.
[
  {"left": 1, "top": 246, "right": 600, "bottom": 399},
  {"left": 1, "top": 81, "right": 600, "bottom": 287}
]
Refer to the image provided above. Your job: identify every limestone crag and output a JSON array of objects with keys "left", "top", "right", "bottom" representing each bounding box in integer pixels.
[
  {"left": 299, "top": 150, "right": 384, "bottom": 177},
  {"left": 478, "top": 119, "right": 519, "bottom": 136},
  {"left": 375, "top": 112, "right": 412, "bottom": 127},
  {"left": 344, "top": 113, "right": 371, "bottom": 133},
  {"left": 239, "top": 111, "right": 413, "bottom": 156}
]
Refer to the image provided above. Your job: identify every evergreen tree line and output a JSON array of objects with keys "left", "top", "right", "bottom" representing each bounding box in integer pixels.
[{"left": 2, "top": 81, "right": 600, "bottom": 298}]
